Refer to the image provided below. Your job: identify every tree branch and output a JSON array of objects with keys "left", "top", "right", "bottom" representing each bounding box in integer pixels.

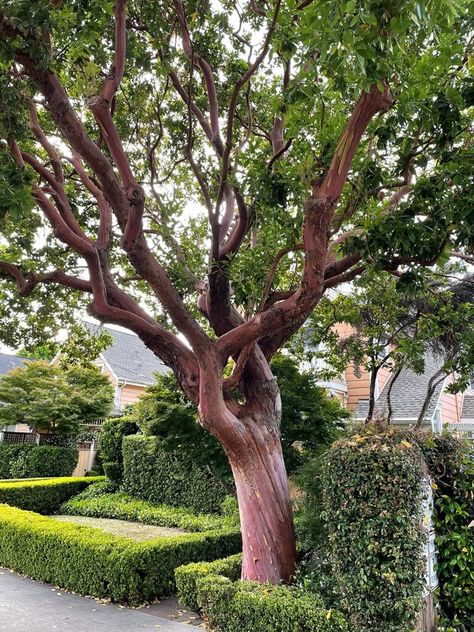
[
  {"left": 259, "top": 244, "right": 303, "bottom": 310},
  {"left": 70, "top": 152, "right": 112, "bottom": 251},
  {"left": 6, "top": 36, "right": 209, "bottom": 355},
  {"left": 0, "top": 261, "right": 92, "bottom": 295},
  {"left": 216, "top": 0, "right": 281, "bottom": 213},
  {"left": 316, "top": 82, "right": 393, "bottom": 203},
  {"left": 20, "top": 149, "right": 90, "bottom": 243},
  {"left": 29, "top": 103, "right": 64, "bottom": 184},
  {"left": 174, "top": 0, "right": 223, "bottom": 153},
  {"left": 451, "top": 251, "right": 474, "bottom": 265},
  {"left": 102, "top": 0, "right": 127, "bottom": 104},
  {"left": 223, "top": 342, "right": 255, "bottom": 390}
]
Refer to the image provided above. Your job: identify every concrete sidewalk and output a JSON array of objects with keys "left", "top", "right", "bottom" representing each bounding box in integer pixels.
[{"left": 0, "top": 569, "right": 201, "bottom": 632}]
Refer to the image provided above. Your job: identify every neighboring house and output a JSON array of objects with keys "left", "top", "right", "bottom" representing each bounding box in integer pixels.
[
  {"left": 333, "top": 350, "right": 473, "bottom": 439},
  {"left": 306, "top": 322, "right": 392, "bottom": 409},
  {"left": 2, "top": 324, "right": 167, "bottom": 436},
  {"left": 306, "top": 320, "right": 474, "bottom": 439},
  {"left": 0, "top": 353, "right": 32, "bottom": 435},
  {"left": 78, "top": 322, "right": 169, "bottom": 417},
  {"left": 0, "top": 352, "right": 30, "bottom": 375}
]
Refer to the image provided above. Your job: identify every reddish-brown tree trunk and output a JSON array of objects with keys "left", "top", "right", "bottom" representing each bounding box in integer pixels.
[
  {"left": 197, "top": 349, "right": 296, "bottom": 584},
  {"left": 227, "top": 417, "right": 296, "bottom": 583}
]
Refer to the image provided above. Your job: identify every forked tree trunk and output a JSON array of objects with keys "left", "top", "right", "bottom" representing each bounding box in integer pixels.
[
  {"left": 229, "top": 417, "right": 296, "bottom": 583},
  {"left": 198, "top": 350, "right": 296, "bottom": 584}
]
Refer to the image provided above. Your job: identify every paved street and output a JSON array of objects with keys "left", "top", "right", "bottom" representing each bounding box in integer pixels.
[{"left": 0, "top": 569, "right": 201, "bottom": 632}]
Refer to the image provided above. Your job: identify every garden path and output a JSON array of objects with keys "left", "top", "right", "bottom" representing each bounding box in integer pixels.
[{"left": 50, "top": 515, "right": 189, "bottom": 540}]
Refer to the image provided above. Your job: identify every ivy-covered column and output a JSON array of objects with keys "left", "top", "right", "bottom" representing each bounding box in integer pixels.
[{"left": 321, "top": 427, "right": 429, "bottom": 632}]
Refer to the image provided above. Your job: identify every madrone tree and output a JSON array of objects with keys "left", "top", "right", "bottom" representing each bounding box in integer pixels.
[{"left": 0, "top": 0, "right": 473, "bottom": 583}]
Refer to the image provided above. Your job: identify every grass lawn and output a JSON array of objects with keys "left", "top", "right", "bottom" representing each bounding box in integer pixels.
[{"left": 51, "top": 514, "right": 190, "bottom": 541}]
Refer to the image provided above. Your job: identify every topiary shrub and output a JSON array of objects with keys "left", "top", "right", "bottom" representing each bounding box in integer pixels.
[
  {"left": 0, "top": 477, "right": 104, "bottom": 513},
  {"left": 25, "top": 445, "right": 78, "bottom": 477},
  {"left": 176, "top": 553, "right": 242, "bottom": 611},
  {"left": 0, "top": 445, "right": 35, "bottom": 478},
  {"left": 0, "top": 504, "right": 241, "bottom": 605},
  {"left": 0, "top": 444, "right": 78, "bottom": 479},
  {"left": 98, "top": 417, "right": 138, "bottom": 485},
  {"left": 320, "top": 425, "right": 427, "bottom": 632},
  {"left": 196, "top": 575, "right": 348, "bottom": 632},
  {"left": 122, "top": 435, "right": 228, "bottom": 513}
]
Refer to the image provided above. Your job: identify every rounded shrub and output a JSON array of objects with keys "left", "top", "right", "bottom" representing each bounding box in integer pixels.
[
  {"left": 196, "top": 575, "right": 348, "bottom": 632},
  {"left": 175, "top": 553, "right": 242, "bottom": 611},
  {"left": 26, "top": 445, "right": 78, "bottom": 477}
]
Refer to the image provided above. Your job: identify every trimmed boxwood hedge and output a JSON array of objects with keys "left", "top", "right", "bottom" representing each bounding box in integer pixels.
[
  {"left": 122, "top": 435, "right": 229, "bottom": 513},
  {"left": 0, "top": 477, "right": 104, "bottom": 513},
  {"left": 98, "top": 417, "right": 138, "bottom": 485},
  {"left": 176, "top": 553, "right": 242, "bottom": 611},
  {"left": 0, "top": 444, "right": 78, "bottom": 479},
  {"left": 0, "top": 504, "right": 242, "bottom": 605},
  {"left": 60, "top": 491, "right": 229, "bottom": 532},
  {"left": 196, "top": 575, "right": 348, "bottom": 632}
]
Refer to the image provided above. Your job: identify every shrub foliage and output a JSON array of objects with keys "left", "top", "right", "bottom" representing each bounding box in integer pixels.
[
  {"left": 61, "top": 490, "right": 229, "bottom": 532},
  {"left": 0, "top": 444, "right": 78, "bottom": 479},
  {"left": 0, "top": 504, "right": 241, "bottom": 605},
  {"left": 0, "top": 476, "right": 103, "bottom": 513},
  {"left": 98, "top": 417, "right": 138, "bottom": 485},
  {"left": 197, "top": 575, "right": 348, "bottom": 632},
  {"left": 320, "top": 426, "right": 426, "bottom": 632},
  {"left": 299, "top": 428, "right": 474, "bottom": 631},
  {"left": 122, "top": 435, "right": 229, "bottom": 513},
  {"left": 175, "top": 553, "right": 242, "bottom": 611}
]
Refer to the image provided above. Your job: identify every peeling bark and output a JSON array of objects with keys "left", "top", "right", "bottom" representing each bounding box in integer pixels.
[{"left": 230, "top": 419, "right": 296, "bottom": 582}]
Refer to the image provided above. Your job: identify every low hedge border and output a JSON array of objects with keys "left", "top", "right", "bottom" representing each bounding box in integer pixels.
[
  {"left": 0, "top": 504, "right": 242, "bottom": 605},
  {"left": 176, "top": 553, "right": 242, "bottom": 611},
  {"left": 196, "top": 575, "right": 348, "bottom": 632},
  {"left": 0, "top": 477, "right": 104, "bottom": 514},
  {"left": 60, "top": 491, "right": 227, "bottom": 532}
]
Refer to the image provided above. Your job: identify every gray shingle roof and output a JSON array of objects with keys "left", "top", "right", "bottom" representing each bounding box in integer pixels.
[
  {"left": 84, "top": 322, "right": 168, "bottom": 385},
  {"left": 0, "top": 353, "right": 31, "bottom": 375},
  {"left": 355, "top": 353, "right": 445, "bottom": 423},
  {"left": 461, "top": 395, "right": 474, "bottom": 420}
]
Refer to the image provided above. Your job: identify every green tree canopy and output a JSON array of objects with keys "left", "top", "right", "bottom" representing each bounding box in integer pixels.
[{"left": 0, "top": 361, "right": 114, "bottom": 434}]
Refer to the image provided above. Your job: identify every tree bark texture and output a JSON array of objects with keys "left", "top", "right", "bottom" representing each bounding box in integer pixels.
[{"left": 229, "top": 416, "right": 296, "bottom": 582}]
